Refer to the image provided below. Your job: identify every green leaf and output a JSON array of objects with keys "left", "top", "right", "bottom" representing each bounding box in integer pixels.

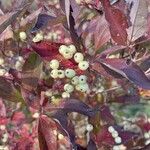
[{"left": 0, "top": 77, "right": 23, "bottom": 102}]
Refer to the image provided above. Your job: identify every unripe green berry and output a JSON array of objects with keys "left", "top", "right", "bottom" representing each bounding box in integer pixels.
[
  {"left": 71, "top": 76, "right": 79, "bottom": 85},
  {"left": 64, "top": 84, "right": 74, "bottom": 93},
  {"left": 78, "top": 61, "right": 89, "bottom": 70},
  {"left": 74, "top": 52, "right": 84, "bottom": 63},
  {"left": 50, "top": 69, "right": 58, "bottom": 78},
  {"left": 58, "top": 70, "right": 65, "bottom": 78},
  {"left": 49, "top": 59, "right": 59, "bottom": 69},
  {"left": 79, "top": 75, "right": 87, "bottom": 84},
  {"left": 62, "top": 92, "right": 70, "bottom": 98},
  {"left": 65, "top": 69, "right": 76, "bottom": 78}
]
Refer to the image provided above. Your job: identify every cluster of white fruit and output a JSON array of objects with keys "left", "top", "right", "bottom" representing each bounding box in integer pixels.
[
  {"left": 48, "top": 44, "right": 89, "bottom": 98},
  {"left": 59, "top": 45, "right": 89, "bottom": 70},
  {"left": 108, "top": 126, "right": 127, "bottom": 150},
  {"left": 108, "top": 126, "right": 122, "bottom": 144}
]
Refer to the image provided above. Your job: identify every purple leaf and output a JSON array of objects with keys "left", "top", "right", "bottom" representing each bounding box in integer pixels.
[
  {"left": 87, "top": 139, "right": 97, "bottom": 150},
  {"left": 31, "top": 14, "right": 56, "bottom": 32},
  {"left": 96, "top": 58, "right": 150, "bottom": 89},
  {"left": 101, "top": 0, "right": 129, "bottom": 45},
  {"left": 58, "top": 99, "right": 97, "bottom": 117}
]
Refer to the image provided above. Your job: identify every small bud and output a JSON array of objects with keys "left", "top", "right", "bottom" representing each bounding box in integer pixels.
[
  {"left": 19, "top": 31, "right": 27, "bottom": 41},
  {"left": 58, "top": 133, "right": 64, "bottom": 140},
  {"left": 32, "top": 112, "right": 40, "bottom": 119},
  {"left": 0, "top": 58, "right": 4, "bottom": 65},
  {"left": 86, "top": 124, "right": 93, "bottom": 132}
]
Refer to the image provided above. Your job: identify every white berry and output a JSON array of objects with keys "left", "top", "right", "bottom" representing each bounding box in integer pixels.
[
  {"left": 64, "top": 84, "right": 74, "bottom": 93},
  {"left": 59, "top": 45, "right": 68, "bottom": 54},
  {"left": 71, "top": 76, "right": 79, "bottom": 85},
  {"left": 62, "top": 92, "right": 70, "bottom": 98},
  {"left": 58, "top": 70, "right": 65, "bottom": 78},
  {"left": 144, "top": 132, "right": 150, "bottom": 139},
  {"left": 74, "top": 52, "right": 84, "bottom": 63},
  {"left": 63, "top": 51, "right": 73, "bottom": 59},
  {"left": 86, "top": 124, "right": 93, "bottom": 132},
  {"left": 0, "top": 58, "right": 4, "bottom": 65},
  {"left": 76, "top": 83, "right": 89, "bottom": 92},
  {"left": 113, "top": 146, "right": 120, "bottom": 150},
  {"left": 58, "top": 133, "right": 64, "bottom": 140},
  {"left": 108, "top": 126, "right": 115, "bottom": 133},
  {"left": 68, "top": 44, "right": 76, "bottom": 54},
  {"left": 49, "top": 59, "right": 59, "bottom": 69},
  {"left": 19, "top": 31, "right": 27, "bottom": 41},
  {"left": 50, "top": 69, "right": 58, "bottom": 78},
  {"left": 78, "top": 61, "right": 89, "bottom": 70},
  {"left": 115, "top": 137, "right": 122, "bottom": 144},
  {"left": 112, "top": 131, "right": 119, "bottom": 138},
  {"left": 79, "top": 75, "right": 87, "bottom": 84},
  {"left": 0, "top": 69, "right": 6, "bottom": 76},
  {"left": 65, "top": 69, "right": 76, "bottom": 78}
]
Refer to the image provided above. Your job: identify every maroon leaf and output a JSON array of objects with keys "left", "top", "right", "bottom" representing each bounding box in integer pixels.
[
  {"left": 95, "top": 58, "right": 150, "bottom": 89},
  {"left": 31, "top": 41, "right": 62, "bottom": 60},
  {"left": 38, "top": 115, "right": 57, "bottom": 150},
  {"left": 95, "top": 125, "right": 115, "bottom": 148},
  {"left": 99, "top": 105, "right": 115, "bottom": 125},
  {"left": 21, "top": 52, "right": 43, "bottom": 91},
  {"left": 101, "top": 0, "right": 129, "bottom": 45},
  {"left": 21, "top": 88, "right": 40, "bottom": 110},
  {"left": 83, "top": 15, "right": 111, "bottom": 52}
]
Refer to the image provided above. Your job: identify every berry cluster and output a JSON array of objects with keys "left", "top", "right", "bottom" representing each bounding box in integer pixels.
[
  {"left": 47, "top": 44, "right": 89, "bottom": 98},
  {"left": 108, "top": 126, "right": 127, "bottom": 150}
]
